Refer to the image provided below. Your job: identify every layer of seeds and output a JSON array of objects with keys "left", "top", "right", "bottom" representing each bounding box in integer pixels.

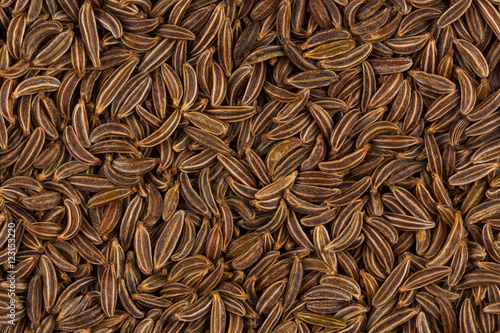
[{"left": 1, "top": 0, "right": 500, "bottom": 332}]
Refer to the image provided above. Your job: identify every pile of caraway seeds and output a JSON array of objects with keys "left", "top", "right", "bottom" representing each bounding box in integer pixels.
[{"left": 2, "top": 0, "right": 500, "bottom": 332}]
